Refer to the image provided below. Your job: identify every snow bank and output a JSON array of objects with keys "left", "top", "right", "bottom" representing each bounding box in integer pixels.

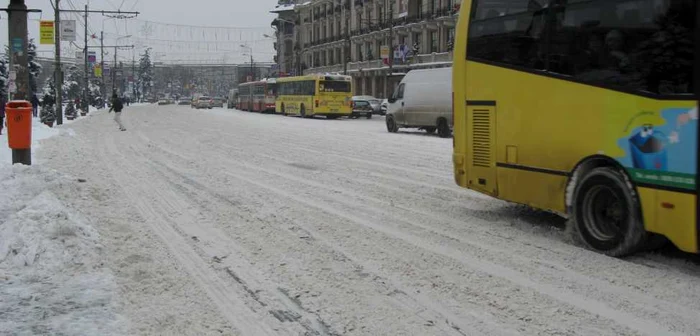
[{"left": 0, "top": 165, "right": 126, "bottom": 335}]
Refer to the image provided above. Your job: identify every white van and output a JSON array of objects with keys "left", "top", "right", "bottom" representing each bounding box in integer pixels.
[{"left": 385, "top": 67, "right": 453, "bottom": 137}]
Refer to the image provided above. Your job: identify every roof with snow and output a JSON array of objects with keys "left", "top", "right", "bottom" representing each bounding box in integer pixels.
[{"left": 269, "top": 1, "right": 310, "bottom": 13}]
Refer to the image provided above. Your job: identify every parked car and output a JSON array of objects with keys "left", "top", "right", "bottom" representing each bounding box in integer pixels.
[
  {"left": 178, "top": 98, "right": 191, "bottom": 105},
  {"left": 351, "top": 100, "right": 373, "bottom": 119},
  {"left": 211, "top": 97, "right": 225, "bottom": 108},
  {"left": 380, "top": 99, "right": 388, "bottom": 114},
  {"left": 385, "top": 67, "right": 453, "bottom": 138},
  {"left": 194, "top": 96, "right": 213, "bottom": 109},
  {"left": 352, "top": 95, "right": 383, "bottom": 115}
]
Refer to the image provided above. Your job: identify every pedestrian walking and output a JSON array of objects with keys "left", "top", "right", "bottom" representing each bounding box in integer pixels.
[
  {"left": 0, "top": 96, "right": 6, "bottom": 135},
  {"left": 109, "top": 93, "right": 126, "bottom": 131},
  {"left": 31, "top": 94, "right": 40, "bottom": 118}
]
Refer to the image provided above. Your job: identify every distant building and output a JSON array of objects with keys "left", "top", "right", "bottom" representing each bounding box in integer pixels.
[{"left": 271, "top": 0, "right": 460, "bottom": 98}]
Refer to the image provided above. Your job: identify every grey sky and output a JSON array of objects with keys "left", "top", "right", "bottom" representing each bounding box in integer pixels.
[{"left": 1, "top": 0, "right": 278, "bottom": 64}]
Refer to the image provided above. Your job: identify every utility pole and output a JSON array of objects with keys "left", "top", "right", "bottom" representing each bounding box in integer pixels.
[
  {"left": 3, "top": 0, "right": 40, "bottom": 165},
  {"left": 250, "top": 54, "right": 254, "bottom": 81},
  {"left": 57, "top": 6, "right": 140, "bottom": 111},
  {"left": 343, "top": 13, "right": 349, "bottom": 75},
  {"left": 384, "top": 7, "right": 393, "bottom": 99},
  {"left": 100, "top": 31, "right": 105, "bottom": 105},
  {"left": 5, "top": 0, "right": 34, "bottom": 100},
  {"left": 112, "top": 46, "right": 118, "bottom": 92},
  {"left": 83, "top": 4, "right": 89, "bottom": 113},
  {"left": 54, "top": 0, "right": 63, "bottom": 124}
]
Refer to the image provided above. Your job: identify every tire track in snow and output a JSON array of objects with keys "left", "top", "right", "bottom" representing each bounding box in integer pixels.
[
  {"left": 98, "top": 132, "right": 290, "bottom": 336},
  {"left": 133, "top": 131, "right": 680, "bottom": 336},
  {"left": 131, "top": 127, "right": 489, "bottom": 336}
]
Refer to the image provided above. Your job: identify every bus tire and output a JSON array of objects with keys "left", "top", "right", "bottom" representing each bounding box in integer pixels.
[
  {"left": 281, "top": 104, "right": 287, "bottom": 116},
  {"left": 571, "top": 167, "right": 646, "bottom": 257},
  {"left": 437, "top": 118, "right": 451, "bottom": 138},
  {"left": 386, "top": 116, "right": 399, "bottom": 133},
  {"left": 425, "top": 127, "right": 436, "bottom": 134},
  {"left": 300, "top": 104, "right": 307, "bottom": 118}
]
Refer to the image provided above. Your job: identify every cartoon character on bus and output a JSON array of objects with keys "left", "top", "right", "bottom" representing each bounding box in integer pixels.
[{"left": 615, "top": 107, "right": 697, "bottom": 185}]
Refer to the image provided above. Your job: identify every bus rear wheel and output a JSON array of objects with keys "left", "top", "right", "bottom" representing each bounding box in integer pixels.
[
  {"left": 300, "top": 104, "right": 307, "bottom": 118},
  {"left": 571, "top": 167, "right": 646, "bottom": 257},
  {"left": 281, "top": 104, "right": 287, "bottom": 116}
]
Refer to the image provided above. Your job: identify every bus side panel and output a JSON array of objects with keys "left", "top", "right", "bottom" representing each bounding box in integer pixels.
[{"left": 654, "top": 190, "right": 697, "bottom": 253}]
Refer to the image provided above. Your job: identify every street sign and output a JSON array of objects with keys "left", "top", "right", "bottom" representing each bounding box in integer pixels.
[
  {"left": 380, "top": 45, "right": 391, "bottom": 60},
  {"left": 11, "top": 38, "right": 23, "bottom": 55},
  {"left": 40, "top": 21, "right": 55, "bottom": 45},
  {"left": 8, "top": 80, "right": 16, "bottom": 93},
  {"left": 76, "top": 51, "right": 84, "bottom": 59},
  {"left": 61, "top": 20, "right": 76, "bottom": 42},
  {"left": 9, "top": 70, "right": 16, "bottom": 81}
]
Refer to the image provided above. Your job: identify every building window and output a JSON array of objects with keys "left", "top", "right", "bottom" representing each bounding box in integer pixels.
[
  {"left": 430, "top": 31, "right": 438, "bottom": 53},
  {"left": 413, "top": 32, "right": 422, "bottom": 52}
]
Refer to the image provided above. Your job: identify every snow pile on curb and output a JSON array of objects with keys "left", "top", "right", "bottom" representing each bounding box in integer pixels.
[
  {"left": 0, "top": 118, "right": 62, "bottom": 167},
  {"left": 0, "top": 166, "right": 126, "bottom": 335}
]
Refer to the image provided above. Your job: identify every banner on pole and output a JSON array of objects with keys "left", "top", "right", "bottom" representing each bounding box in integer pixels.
[
  {"left": 40, "top": 20, "right": 55, "bottom": 45},
  {"left": 88, "top": 51, "right": 97, "bottom": 64},
  {"left": 61, "top": 20, "right": 77, "bottom": 41},
  {"left": 94, "top": 64, "right": 102, "bottom": 77}
]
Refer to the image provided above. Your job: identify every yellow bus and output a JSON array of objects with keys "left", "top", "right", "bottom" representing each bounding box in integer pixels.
[
  {"left": 275, "top": 74, "right": 353, "bottom": 119},
  {"left": 452, "top": 0, "right": 698, "bottom": 256}
]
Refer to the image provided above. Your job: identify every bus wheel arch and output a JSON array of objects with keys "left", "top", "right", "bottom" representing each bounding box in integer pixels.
[
  {"left": 281, "top": 103, "right": 286, "bottom": 116},
  {"left": 300, "top": 104, "right": 307, "bottom": 118},
  {"left": 567, "top": 155, "right": 647, "bottom": 256}
]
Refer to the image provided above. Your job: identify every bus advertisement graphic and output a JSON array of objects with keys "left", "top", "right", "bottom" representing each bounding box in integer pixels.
[{"left": 615, "top": 107, "right": 698, "bottom": 190}]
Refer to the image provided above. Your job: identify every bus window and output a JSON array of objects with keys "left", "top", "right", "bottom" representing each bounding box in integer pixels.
[
  {"left": 468, "top": 0, "right": 549, "bottom": 70},
  {"left": 319, "top": 81, "right": 351, "bottom": 93},
  {"left": 549, "top": 0, "right": 695, "bottom": 96}
]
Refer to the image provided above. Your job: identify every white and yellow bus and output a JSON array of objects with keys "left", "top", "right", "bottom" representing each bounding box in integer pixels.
[
  {"left": 452, "top": 0, "right": 698, "bottom": 256},
  {"left": 275, "top": 74, "right": 353, "bottom": 119}
]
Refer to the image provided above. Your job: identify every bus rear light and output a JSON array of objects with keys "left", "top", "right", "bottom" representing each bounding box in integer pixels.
[{"left": 661, "top": 202, "right": 675, "bottom": 209}]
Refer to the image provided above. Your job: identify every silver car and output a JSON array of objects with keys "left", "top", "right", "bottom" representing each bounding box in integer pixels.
[{"left": 352, "top": 96, "right": 383, "bottom": 115}]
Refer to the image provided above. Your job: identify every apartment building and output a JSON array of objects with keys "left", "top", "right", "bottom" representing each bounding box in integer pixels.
[{"left": 271, "top": 0, "right": 460, "bottom": 98}]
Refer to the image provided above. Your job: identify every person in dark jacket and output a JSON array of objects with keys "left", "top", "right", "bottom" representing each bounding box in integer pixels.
[
  {"left": 108, "top": 93, "right": 126, "bottom": 131},
  {"left": 31, "top": 94, "right": 40, "bottom": 117}
]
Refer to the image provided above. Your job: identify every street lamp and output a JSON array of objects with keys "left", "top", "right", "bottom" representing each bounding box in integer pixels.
[
  {"left": 240, "top": 44, "right": 254, "bottom": 82},
  {"left": 112, "top": 35, "right": 132, "bottom": 95}
]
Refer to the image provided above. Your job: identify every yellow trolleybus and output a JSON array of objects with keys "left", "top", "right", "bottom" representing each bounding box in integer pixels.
[
  {"left": 452, "top": 0, "right": 698, "bottom": 256},
  {"left": 275, "top": 74, "right": 353, "bottom": 119}
]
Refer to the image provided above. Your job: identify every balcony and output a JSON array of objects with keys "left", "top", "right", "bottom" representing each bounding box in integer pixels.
[{"left": 304, "top": 51, "right": 453, "bottom": 76}]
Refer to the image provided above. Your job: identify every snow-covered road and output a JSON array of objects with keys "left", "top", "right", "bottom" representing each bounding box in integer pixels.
[{"left": 36, "top": 104, "right": 700, "bottom": 335}]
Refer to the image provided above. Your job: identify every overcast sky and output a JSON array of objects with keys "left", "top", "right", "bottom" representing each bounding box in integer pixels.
[{"left": 1, "top": 0, "right": 279, "bottom": 64}]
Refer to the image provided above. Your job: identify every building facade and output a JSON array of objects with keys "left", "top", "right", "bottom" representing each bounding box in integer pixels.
[{"left": 271, "top": 0, "right": 460, "bottom": 98}]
